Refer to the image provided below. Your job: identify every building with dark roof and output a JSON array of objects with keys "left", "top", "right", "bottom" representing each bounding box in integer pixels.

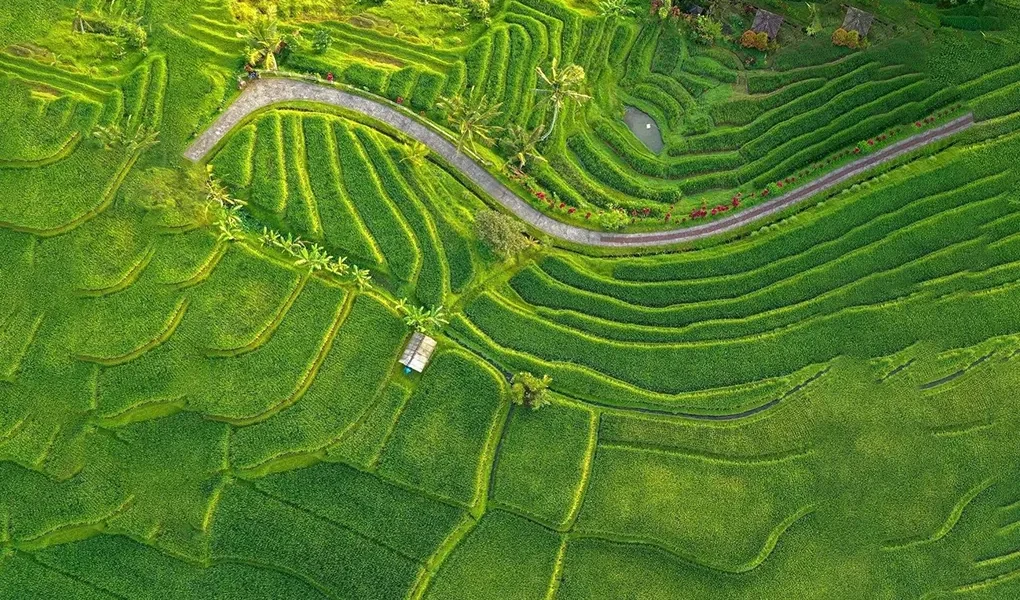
[
  {"left": 752, "top": 9, "right": 784, "bottom": 39},
  {"left": 842, "top": 6, "right": 875, "bottom": 37}
]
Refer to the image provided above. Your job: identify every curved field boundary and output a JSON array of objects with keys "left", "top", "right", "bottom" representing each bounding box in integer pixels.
[{"left": 184, "top": 77, "right": 975, "bottom": 247}]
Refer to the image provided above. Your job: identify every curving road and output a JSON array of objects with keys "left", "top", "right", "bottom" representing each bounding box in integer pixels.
[{"left": 184, "top": 77, "right": 975, "bottom": 248}]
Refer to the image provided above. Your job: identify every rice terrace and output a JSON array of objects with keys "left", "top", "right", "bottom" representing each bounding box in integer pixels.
[{"left": 3, "top": 0, "right": 1020, "bottom": 597}]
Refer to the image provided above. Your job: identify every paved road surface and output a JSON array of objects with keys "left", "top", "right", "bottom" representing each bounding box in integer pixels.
[{"left": 185, "top": 78, "right": 975, "bottom": 248}]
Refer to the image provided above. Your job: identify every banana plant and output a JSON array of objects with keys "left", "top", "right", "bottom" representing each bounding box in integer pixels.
[
  {"left": 326, "top": 255, "right": 350, "bottom": 277},
  {"left": 351, "top": 266, "right": 372, "bottom": 290}
]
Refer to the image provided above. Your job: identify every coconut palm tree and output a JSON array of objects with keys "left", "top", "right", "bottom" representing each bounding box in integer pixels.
[
  {"left": 535, "top": 58, "right": 591, "bottom": 141},
  {"left": 438, "top": 89, "right": 503, "bottom": 153},
  {"left": 500, "top": 124, "right": 547, "bottom": 169},
  {"left": 239, "top": 14, "right": 284, "bottom": 70},
  {"left": 400, "top": 141, "right": 431, "bottom": 167}
]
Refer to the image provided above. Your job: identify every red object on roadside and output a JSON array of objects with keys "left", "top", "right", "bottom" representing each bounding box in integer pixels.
[{"left": 326, "top": 72, "right": 334, "bottom": 82}]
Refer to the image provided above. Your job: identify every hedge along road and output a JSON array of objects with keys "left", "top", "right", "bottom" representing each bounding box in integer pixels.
[{"left": 184, "top": 77, "right": 976, "bottom": 248}]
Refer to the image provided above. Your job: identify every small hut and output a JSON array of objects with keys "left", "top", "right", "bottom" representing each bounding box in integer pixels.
[
  {"left": 684, "top": 4, "right": 704, "bottom": 17},
  {"left": 842, "top": 6, "right": 875, "bottom": 37},
  {"left": 751, "top": 9, "right": 784, "bottom": 39},
  {"left": 399, "top": 332, "right": 438, "bottom": 374}
]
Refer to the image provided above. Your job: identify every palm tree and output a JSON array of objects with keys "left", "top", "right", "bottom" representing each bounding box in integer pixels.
[
  {"left": 73, "top": 10, "right": 95, "bottom": 34},
  {"left": 239, "top": 14, "right": 284, "bottom": 70},
  {"left": 438, "top": 89, "right": 503, "bottom": 153},
  {"left": 400, "top": 304, "right": 431, "bottom": 331},
  {"left": 126, "top": 126, "right": 160, "bottom": 153},
  {"left": 206, "top": 172, "right": 246, "bottom": 208},
  {"left": 400, "top": 141, "right": 431, "bottom": 167},
  {"left": 259, "top": 226, "right": 282, "bottom": 248},
  {"left": 500, "top": 124, "right": 546, "bottom": 169},
  {"left": 535, "top": 58, "right": 591, "bottom": 141}
]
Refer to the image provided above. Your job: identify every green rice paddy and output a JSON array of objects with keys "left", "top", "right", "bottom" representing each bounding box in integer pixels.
[{"left": 2, "top": 0, "right": 1020, "bottom": 597}]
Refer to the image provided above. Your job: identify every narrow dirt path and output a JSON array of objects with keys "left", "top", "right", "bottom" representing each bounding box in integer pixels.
[{"left": 185, "top": 77, "right": 975, "bottom": 248}]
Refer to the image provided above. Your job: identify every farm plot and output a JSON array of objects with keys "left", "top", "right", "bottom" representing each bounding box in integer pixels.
[{"left": 208, "top": 108, "right": 481, "bottom": 300}]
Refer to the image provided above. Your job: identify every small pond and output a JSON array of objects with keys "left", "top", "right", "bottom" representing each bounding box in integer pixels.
[{"left": 623, "top": 106, "right": 664, "bottom": 154}]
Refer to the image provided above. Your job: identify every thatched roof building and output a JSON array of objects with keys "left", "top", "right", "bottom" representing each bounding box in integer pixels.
[
  {"left": 842, "top": 6, "right": 875, "bottom": 37},
  {"left": 752, "top": 9, "right": 784, "bottom": 39}
]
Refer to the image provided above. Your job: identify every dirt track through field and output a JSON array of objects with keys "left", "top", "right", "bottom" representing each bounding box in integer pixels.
[{"left": 185, "top": 77, "right": 975, "bottom": 248}]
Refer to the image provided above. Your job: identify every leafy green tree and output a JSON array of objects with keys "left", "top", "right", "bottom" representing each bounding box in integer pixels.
[
  {"left": 805, "top": 3, "right": 823, "bottom": 37},
  {"left": 500, "top": 124, "right": 546, "bottom": 169},
  {"left": 474, "top": 209, "right": 531, "bottom": 260},
  {"left": 692, "top": 15, "right": 723, "bottom": 45},
  {"left": 438, "top": 90, "right": 503, "bottom": 152},
  {"left": 510, "top": 372, "right": 552, "bottom": 410},
  {"left": 535, "top": 58, "right": 591, "bottom": 141}
]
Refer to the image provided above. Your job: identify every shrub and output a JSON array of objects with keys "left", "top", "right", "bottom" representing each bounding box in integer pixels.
[
  {"left": 740, "top": 29, "right": 768, "bottom": 51},
  {"left": 832, "top": 27, "right": 860, "bottom": 49},
  {"left": 692, "top": 15, "right": 723, "bottom": 46},
  {"left": 597, "top": 206, "right": 630, "bottom": 231},
  {"left": 312, "top": 29, "right": 332, "bottom": 54}
]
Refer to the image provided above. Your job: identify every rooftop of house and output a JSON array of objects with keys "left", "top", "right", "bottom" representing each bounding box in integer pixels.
[
  {"left": 752, "top": 8, "right": 784, "bottom": 39},
  {"left": 843, "top": 6, "right": 875, "bottom": 37}
]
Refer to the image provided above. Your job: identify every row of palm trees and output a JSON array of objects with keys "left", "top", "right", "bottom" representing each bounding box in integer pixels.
[{"left": 438, "top": 57, "right": 591, "bottom": 167}]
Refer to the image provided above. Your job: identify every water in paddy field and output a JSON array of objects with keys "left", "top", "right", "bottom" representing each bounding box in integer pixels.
[{"left": 623, "top": 106, "right": 664, "bottom": 154}]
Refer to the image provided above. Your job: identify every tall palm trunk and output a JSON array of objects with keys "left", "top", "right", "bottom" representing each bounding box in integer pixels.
[{"left": 540, "top": 102, "right": 560, "bottom": 142}]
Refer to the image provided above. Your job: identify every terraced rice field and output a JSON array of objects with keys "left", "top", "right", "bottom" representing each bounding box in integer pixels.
[{"left": 2, "top": 0, "right": 1020, "bottom": 598}]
